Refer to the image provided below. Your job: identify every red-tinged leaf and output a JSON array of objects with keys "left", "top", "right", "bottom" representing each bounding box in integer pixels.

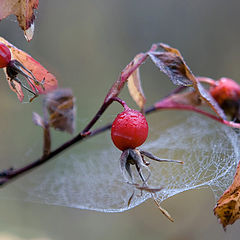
[
  {"left": 154, "top": 91, "right": 240, "bottom": 129},
  {"left": 127, "top": 68, "right": 146, "bottom": 110},
  {"left": 104, "top": 43, "right": 159, "bottom": 104},
  {"left": 105, "top": 53, "right": 148, "bottom": 104},
  {"left": 0, "top": 37, "right": 58, "bottom": 101},
  {"left": 214, "top": 160, "right": 240, "bottom": 230},
  {"left": 44, "top": 88, "right": 76, "bottom": 134},
  {"left": 149, "top": 43, "right": 227, "bottom": 120},
  {"left": 161, "top": 91, "right": 203, "bottom": 107},
  {"left": 0, "top": 0, "right": 38, "bottom": 41}
]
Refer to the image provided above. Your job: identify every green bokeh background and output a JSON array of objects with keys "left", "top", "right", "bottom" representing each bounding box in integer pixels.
[{"left": 0, "top": 0, "right": 240, "bottom": 239}]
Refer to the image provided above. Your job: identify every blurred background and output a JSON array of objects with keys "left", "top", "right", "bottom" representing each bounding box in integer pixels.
[{"left": 0, "top": 0, "right": 240, "bottom": 239}]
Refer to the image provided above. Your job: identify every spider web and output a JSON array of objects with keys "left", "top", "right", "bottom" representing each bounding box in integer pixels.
[{"left": 4, "top": 115, "right": 239, "bottom": 212}]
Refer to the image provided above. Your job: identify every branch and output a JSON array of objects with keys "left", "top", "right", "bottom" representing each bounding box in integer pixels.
[
  {"left": 0, "top": 100, "right": 156, "bottom": 187},
  {"left": 1, "top": 85, "right": 239, "bottom": 187}
]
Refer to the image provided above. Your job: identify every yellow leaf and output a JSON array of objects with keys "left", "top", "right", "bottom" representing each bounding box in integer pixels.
[{"left": 128, "top": 68, "right": 146, "bottom": 110}]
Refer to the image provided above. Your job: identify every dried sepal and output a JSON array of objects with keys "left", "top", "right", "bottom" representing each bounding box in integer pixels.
[
  {"left": 0, "top": 0, "right": 38, "bottom": 41},
  {"left": 140, "top": 150, "right": 184, "bottom": 164},
  {"left": 153, "top": 198, "right": 174, "bottom": 222},
  {"left": 44, "top": 88, "right": 76, "bottom": 134},
  {"left": 214, "top": 160, "right": 240, "bottom": 230},
  {"left": 120, "top": 148, "right": 183, "bottom": 186}
]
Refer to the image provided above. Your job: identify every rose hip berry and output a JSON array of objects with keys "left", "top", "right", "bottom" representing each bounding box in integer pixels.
[
  {"left": 209, "top": 78, "right": 240, "bottom": 105},
  {"left": 209, "top": 78, "right": 240, "bottom": 121},
  {"left": 0, "top": 43, "right": 11, "bottom": 68},
  {"left": 111, "top": 109, "right": 148, "bottom": 151}
]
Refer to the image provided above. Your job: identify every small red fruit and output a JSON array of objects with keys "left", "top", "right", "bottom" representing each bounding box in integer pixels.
[
  {"left": 209, "top": 78, "right": 240, "bottom": 105},
  {"left": 111, "top": 109, "right": 148, "bottom": 151},
  {"left": 0, "top": 43, "right": 11, "bottom": 68}
]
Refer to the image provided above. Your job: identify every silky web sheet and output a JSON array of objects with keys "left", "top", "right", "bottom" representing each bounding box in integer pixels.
[{"left": 8, "top": 115, "right": 239, "bottom": 212}]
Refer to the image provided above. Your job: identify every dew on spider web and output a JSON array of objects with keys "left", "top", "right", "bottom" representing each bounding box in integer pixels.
[{"left": 2, "top": 115, "right": 239, "bottom": 212}]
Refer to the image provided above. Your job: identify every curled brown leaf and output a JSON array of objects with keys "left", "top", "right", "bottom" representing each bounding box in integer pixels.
[
  {"left": 148, "top": 43, "right": 227, "bottom": 120},
  {"left": 44, "top": 88, "right": 76, "bottom": 134},
  {"left": 214, "top": 160, "right": 240, "bottom": 230}
]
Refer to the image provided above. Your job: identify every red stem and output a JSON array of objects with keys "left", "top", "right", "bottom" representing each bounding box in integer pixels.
[
  {"left": 155, "top": 99, "right": 240, "bottom": 128},
  {"left": 112, "top": 97, "right": 130, "bottom": 110}
]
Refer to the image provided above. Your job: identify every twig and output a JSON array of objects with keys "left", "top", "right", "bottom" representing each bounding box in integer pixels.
[
  {"left": 0, "top": 100, "right": 158, "bottom": 187},
  {"left": 1, "top": 85, "right": 238, "bottom": 187}
]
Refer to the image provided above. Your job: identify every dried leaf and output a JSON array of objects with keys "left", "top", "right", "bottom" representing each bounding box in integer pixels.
[
  {"left": 104, "top": 44, "right": 160, "bottom": 105},
  {"left": 166, "top": 91, "right": 202, "bottom": 107},
  {"left": 0, "top": 0, "right": 38, "bottom": 41},
  {"left": 0, "top": 37, "right": 58, "bottom": 101},
  {"left": 127, "top": 68, "right": 146, "bottom": 110},
  {"left": 3, "top": 68, "right": 24, "bottom": 102},
  {"left": 32, "top": 112, "right": 45, "bottom": 128},
  {"left": 149, "top": 43, "right": 226, "bottom": 120},
  {"left": 195, "top": 81, "right": 226, "bottom": 119},
  {"left": 45, "top": 88, "right": 76, "bottom": 134},
  {"left": 214, "top": 160, "right": 240, "bottom": 230},
  {"left": 148, "top": 52, "right": 193, "bottom": 87}
]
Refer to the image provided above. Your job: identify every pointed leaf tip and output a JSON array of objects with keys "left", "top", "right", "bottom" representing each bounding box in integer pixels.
[{"left": 0, "top": 0, "right": 39, "bottom": 41}]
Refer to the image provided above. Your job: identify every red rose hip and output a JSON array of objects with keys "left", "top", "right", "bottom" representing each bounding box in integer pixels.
[
  {"left": 111, "top": 109, "right": 148, "bottom": 151},
  {"left": 209, "top": 78, "right": 240, "bottom": 105},
  {"left": 0, "top": 43, "right": 11, "bottom": 68}
]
